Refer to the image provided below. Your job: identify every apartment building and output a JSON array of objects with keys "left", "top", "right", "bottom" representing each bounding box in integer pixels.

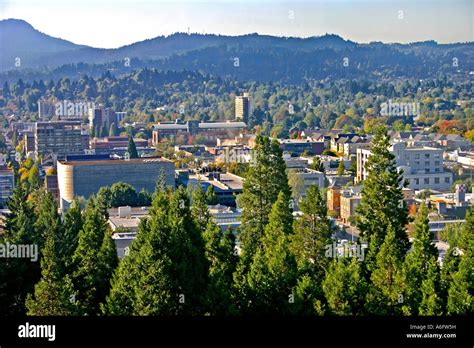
[
  {"left": 235, "top": 93, "right": 252, "bottom": 122},
  {"left": 357, "top": 142, "right": 452, "bottom": 191}
]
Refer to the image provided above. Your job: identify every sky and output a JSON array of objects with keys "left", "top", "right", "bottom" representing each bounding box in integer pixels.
[{"left": 0, "top": 0, "right": 472, "bottom": 48}]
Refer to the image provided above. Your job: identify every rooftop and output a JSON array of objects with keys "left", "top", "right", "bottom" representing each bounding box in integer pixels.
[{"left": 58, "top": 157, "right": 173, "bottom": 166}]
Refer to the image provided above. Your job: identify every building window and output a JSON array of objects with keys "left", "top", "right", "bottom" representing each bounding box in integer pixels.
[
  {"left": 425, "top": 161, "right": 430, "bottom": 166},
  {"left": 435, "top": 161, "right": 440, "bottom": 166},
  {"left": 415, "top": 154, "right": 420, "bottom": 159},
  {"left": 435, "top": 168, "right": 440, "bottom": 172},
  {"left": 445, "top": 177, "right": 450, "bottom": 183},
  {"left": 434, "top": 178, "right": 440, "bottom": 184},
  {"left": 414, "top": 178, "right": 419, "bottom": 185},
  {"left": 424, "top": 178, "right": 429, "bottom": 185},
  {"left": 425, "top": 154, "right": 430, "bottom": 158}
]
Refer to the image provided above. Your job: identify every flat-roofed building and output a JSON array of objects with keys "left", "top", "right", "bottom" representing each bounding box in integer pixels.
[
  {"left": 279, "top": 139, "right": 325, "bottom": 156},
  {"left": 235, "top": 93, "right": 251, "bottom": 122},
  {"left": 90, "top": 136, "right": 149, "bottom": 153},
  {"left": 357, "top": 142, "right": 452, "bottom": 191},
  {"left": 57, "top": 157, "right": 175, "bottom": 210},
  {"left": 35, "top": 121, "right": 86, "bottom": 159},
  {"left": 152, "top": 121, "right": 247, "bottom": 146},
  {"left": 0, "top": 166, "right": 14, "bottom": 207},
  {"left": 45, "top": 174, "right": 60, "bottom": 203},
  {"left": 340, "top": 190, "right": 362, "bottom": 225},
  {"left": 327, "top": 187, "right": 341, "bottom": 216}
]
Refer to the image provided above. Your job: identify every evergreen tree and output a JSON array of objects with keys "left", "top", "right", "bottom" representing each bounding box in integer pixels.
[
  {"left": 355, "top": 127, "right": 410, "bottom": 273},
  {"left": 337, "top": 159, "right": 345, "bottom": 176},
  {"left": 237, "top": 135, "right": 291, "bottom": 263},
  {"left": 290, "top": 185, "right": 333, "bottom": 313},
  {"left": 105, "top": 186, "right": 208, "bottom": 315},
  {"left": 367, "top": 224, "right": 407, "bottom": 315},
  {"left": 166, "top": 186, "right": 209, "bottom": 314},
  {"left": 292, "top": 274, "right": 325, "bottom": 315},
  {"left": 419, "top": 258, "right": 443, "bottom": 315},
  {"left": 71, "top": 197, "right": 117, "bottom": 315},
  {"left": 322, "top": 258, "right": 367, "bottom": 315},
  {"left": 291, "top": 185, "right": 333, "bottom": 278},
  {"left": 243, "top": 192, "right": 296, "bottom": 314},
  {"left": 203, "top": 222, "right": 238, "bottom": 315},
  {"left": 127, "top": 136, "right": 139, "bottom": 158},
  {"left": 447, "top": 210, "right": 474, "bottom": 314},
  {"left": 191, "top": 185, "right": 211, "bottom": 232},
  {"left": 61, "top": 197, "right": 83, "bottom": 272},
  {"left": 205, "top": 184, "right": 218, "bottom": 205},
  {"left": 104, "top": 189, "right": 173, "bottom": 315},
  {"left": 403, "top": 203, "right": 439, "bottom": 314},
  {"left": 25, "top": 220, "right": 77, "bottom": 315},
  {"left": 0, "top": 183, "right": 40, "bottom": 316}
]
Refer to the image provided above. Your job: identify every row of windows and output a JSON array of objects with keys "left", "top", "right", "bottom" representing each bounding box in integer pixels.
[{"left": 411, "top": 177, "right": 450, "bottom": 185}]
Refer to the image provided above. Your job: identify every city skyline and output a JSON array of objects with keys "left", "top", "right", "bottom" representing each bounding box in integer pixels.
[{"left": 0, "top": 0, "right": 472, "bottom": 48}]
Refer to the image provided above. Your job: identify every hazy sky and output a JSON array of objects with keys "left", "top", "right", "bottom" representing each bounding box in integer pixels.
[{"left": 0, "top": 0, "right": 472, "bottom": 48}]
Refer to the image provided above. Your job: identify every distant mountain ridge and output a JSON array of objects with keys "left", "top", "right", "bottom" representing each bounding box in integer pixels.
[{"left": 0, "top": 18, "right": 473, "bottom": 83}]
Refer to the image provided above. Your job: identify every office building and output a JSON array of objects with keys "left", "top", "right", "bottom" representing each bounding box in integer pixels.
[
  {"left": 57, "top": 157, "right": 175, "bottom": 210},
  {"left": 35, "top": 121, "right": 86, "bottom": 159}
]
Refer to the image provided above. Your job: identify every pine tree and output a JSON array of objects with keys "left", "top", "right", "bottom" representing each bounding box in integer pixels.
[
  {"left": 61, "top": 197, "right": 83, "bottom": 273},
  {"left": 166, "top": 186, "right": 209, "bottom": 314},
  {"left": 244, "top": 192, "right": 296, "bottom": 314},
  {"left": 447, "top": 247, "right": 473, "bottom": 314},
  {"left": 355, "top": 127, "right": 410, "bottom": 273},
  {"left": 0, "top": 183, "right": 40, "bottom": 316},
  {"left": 403, "top": 203, "right": 439, "bottom": 314},
  {"left": 289, "top": 185, "right": 333, "bottom": 313},
  {"left": 337, "top": 159, "right": 345, "bottom": 176},
  {"left": 105, "top": 186, "right": 208, "bottom": 315},
  {"left": 104, "top": 188, "right": 174, "bottom": 315},
  {"left": 291, "top": 185, "right": 333, "bottom": 278},
  {"left": 191, "top": 184, "right": 211, "bottom": 232},
  {"left": 203, "top": 222, "right": 238, "bottom": 315},
  {"left": 71, "top": 197, "right": 117, "bottom": 315},
  {"left": 237, "top": 135, "right": 291, "bottom": 263},
  {"left": 25, "top": 221, "right": 77, "bottom": 315},
  {"left": 322, "top": 257, "right": 367, "bottom": 315},
  {"left": 205, "top": 184, "right": 218, "bottom": 205},
  {"left": 419, "top": 258, "right": 443, "bottom": 315},
  {"left": 292, "top": 274, "right": 325, "bottom": 315},
  {"left": 367, "top": 224, "right": 407, "bottom": 315},
  {"left": 446, "top": 210, "right": 474, "bottom": 314},
  {"left": 127, "top": 135, "right": 139, "bottom": 158}
]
